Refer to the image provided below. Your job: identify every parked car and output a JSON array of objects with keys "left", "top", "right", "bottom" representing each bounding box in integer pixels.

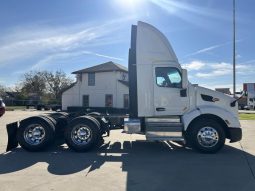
[
  {"left": 244, "top": 105, "right": 253, "bottom": 110},
  {"left": 0, "top": 98, "right": 6, "bottom": 117}
]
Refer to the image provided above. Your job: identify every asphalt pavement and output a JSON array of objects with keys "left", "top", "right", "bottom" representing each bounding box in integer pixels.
[{"left": 0, "top": 110, "right": 254, "bottom": 191}]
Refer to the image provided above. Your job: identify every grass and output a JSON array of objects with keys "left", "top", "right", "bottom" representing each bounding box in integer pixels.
[
  {"left": 239, "top": 113, "right": 255, "bottom": 120},
  {"left": 5, "top": 106, "right": 27, "bottom": 111}
]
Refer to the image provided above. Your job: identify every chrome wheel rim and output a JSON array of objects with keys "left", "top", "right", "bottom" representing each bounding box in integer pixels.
[
  {"left": 197, "top": 127, "right": 219, "bottom": 148},
  {"left": 24, "top": 124, "right": 46, "bottom": 145},
  {"left": 71, "top": 125, "right": 92, "bottom": 145}
]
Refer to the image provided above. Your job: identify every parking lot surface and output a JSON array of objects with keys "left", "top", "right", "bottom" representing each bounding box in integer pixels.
[{"left": 0, "top": 110, "right": 255, "bottom": 191}]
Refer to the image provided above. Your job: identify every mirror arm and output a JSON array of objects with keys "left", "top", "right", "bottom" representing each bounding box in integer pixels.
[{"left": 230, "top": 91, "right": 246, "bottom": 107}]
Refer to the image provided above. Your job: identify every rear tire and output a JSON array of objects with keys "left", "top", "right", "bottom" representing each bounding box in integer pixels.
[
  {"left": 17, "top": 116, "right": 55, "bottom": 152},
  {"left": 188, "top": 119, "right": 225, "bottom": 153},
  {"left": 65, "top": 117, "right": 100, "bottom": 152},
  {"left": 50, "top": 113, "right": 70, "bottom": 139}
]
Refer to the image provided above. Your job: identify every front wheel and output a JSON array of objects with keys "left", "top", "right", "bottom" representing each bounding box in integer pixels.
[{"left": 188, "top": 119, "right": 225, "bottom": 153}]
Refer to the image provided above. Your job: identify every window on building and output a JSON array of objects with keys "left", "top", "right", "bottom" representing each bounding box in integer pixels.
[
  {"left": 76, "top": 74, "right": 82, "bottom": 82},
  {"left": 88, "top": 73, "right": 95, "bottom": 86},
  {"left": 105, "top": 94, "right": 113, "bottom": 107},
  {"left": 83, "top": 95, "right": 89, "bottom": 107},
  {"left": 155, "top": 67, "right": 182, "bottom": 88},
  {"left": 123, "top": 94, "right": 129, "bottom": 108}
]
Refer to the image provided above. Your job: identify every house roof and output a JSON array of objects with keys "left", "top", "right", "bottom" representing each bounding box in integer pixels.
[
  {"left": 61, "top": 82, "right": 77, "bottom": 93},
  {"left": 72, "top": 61, "right": 128, "bottom": 74},
  {"left": 5, "top": 92, "right": 21, "bottom": 98},
  {"left": 118, "top": 80, "right": 129, "bottom": 87}
]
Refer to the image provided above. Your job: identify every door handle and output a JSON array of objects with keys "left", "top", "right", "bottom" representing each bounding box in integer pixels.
[{"left": 156, "top": 107, "right": 165, "bottom": 111}]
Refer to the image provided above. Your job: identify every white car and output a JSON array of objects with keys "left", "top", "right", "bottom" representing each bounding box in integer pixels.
[{"left": 244, "top": 105, "right": 253, "bottom": 110}]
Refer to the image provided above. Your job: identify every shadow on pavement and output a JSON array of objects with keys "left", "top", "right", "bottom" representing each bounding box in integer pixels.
[{"left": 0, "top": 141, "right": 254, "bottom": 191}]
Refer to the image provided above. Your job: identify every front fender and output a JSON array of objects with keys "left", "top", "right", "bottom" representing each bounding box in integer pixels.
[{"left": 182, "top": 106, "right": 240, "bottom": 130}]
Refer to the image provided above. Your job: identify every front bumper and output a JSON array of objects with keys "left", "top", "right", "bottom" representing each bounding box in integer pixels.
[{"left": 228, "top": 127, "right": 242, "bottom": 143}]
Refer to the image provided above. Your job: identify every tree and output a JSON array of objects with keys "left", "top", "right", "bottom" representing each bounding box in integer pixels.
[
  {"left": 43, "top": 70, "right": 74, "bottom": 101},
  {"left": 18, "top": 70, "right": 74, "bottom": 104},
  {"left": 20, "top": 71, "right": 46, "bottom": 98},
  {"left": 0, "top": 84, "right": 13, "bottom": 98},
  {"left": 0, "top": 84, "right": 6, "bottom": 97}
]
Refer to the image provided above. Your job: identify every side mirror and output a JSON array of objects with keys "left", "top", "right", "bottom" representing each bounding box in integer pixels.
[{"left": 182, "top": 69, "right": 188, "bottom": 89}]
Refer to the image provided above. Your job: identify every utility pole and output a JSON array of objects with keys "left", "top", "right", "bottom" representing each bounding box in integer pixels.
[{"left": 233, "top": 0, "right": 236, "bottom": 97}]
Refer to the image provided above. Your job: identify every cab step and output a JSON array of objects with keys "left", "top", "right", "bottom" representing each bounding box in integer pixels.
[{"left": 145, "top": 117, "right": 184, "bottom": 141}]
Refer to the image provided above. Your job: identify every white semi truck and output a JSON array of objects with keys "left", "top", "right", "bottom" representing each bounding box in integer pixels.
[
  {"left": 244, "top": 83, "right": 255, "bottom": 110},
  {"left": 246, "top": 97, "right": 255, "bottom": 110},
  {"left": 6, "top": 21, "right": 242, "bottom": 153},
  {"left": 238, "top": 83, "right": 255, "bottom": 110}
]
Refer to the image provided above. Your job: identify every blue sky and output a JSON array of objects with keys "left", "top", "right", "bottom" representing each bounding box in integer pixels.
[{"left": 0, "top": 0, "right": 254, "bottom": 92}]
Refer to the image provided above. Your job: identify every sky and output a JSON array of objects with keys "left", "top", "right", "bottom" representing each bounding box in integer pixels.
[{"left": 0, "top": 0, "right": 254, "bottom": 92}]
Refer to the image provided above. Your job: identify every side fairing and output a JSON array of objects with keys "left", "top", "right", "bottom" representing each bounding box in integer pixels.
[{"left": 135, "top": 21, "right": 181, "bottom": 117}]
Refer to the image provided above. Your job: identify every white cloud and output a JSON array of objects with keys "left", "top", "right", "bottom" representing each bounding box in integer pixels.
[
  {"left": 185, "top": 42, "right": 230, "bottom": 57},
  {"left": 149, "top": 0, "right": 232, "bottom": 30},
  {"left": 149, "top": 0, "right": 228, "bottom": 19},
  {"left": 31, "top": 51, "right": 124, "bottom": 70},
  {"left": 210, "top": 62, "right": 232, "bottom": 70},
  {"left": 0, "top": 17, "right": 131, "bottom": 67},
  {"left": 182, "top": 60, "right": 254, "bottom": 79},
  {"left": 241, "top": 59, "right": 255, "bottom": 65},
  {"left": 184, "top": 40, "right": 242, "bottom": 58},
  {"left": 196, "top": 70, "right": 229, "bottom": 78},
  {"left": 84, "top": 51, "right": 124, "bottom": 61},
  {"left": 182, "top": 60, "right": 205, "bottom": 70},
  {"left": 236, "top": 54, "right": 241, "bottom": 59}
]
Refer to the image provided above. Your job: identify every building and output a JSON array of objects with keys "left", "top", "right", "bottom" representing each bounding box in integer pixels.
[
  {"left": 62, "top": 61, "right": 129, "bottom": 111},
  {"left": 243, "top": 83, "right": 255, "bottom": 109},
  {"left": 243, "top": 83, "right": 255, "bottom": 97},
  {"left": 215, "top": 88, "right": 231, "bottom": 95}
]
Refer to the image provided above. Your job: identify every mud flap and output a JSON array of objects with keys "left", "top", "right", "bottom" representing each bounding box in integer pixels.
[{"left": 6, "top": 122, "right": 19, "bottom": 152}]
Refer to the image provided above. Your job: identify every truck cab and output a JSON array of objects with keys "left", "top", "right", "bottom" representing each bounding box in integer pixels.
[{"left": 126, "top": 21, "right": 242, "bottom": 153}]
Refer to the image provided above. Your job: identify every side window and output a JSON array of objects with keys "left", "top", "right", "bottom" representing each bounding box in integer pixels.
[
  {"left": 123, "top": 94, "right": 129, "bottom": 108},
  {"left": 88, "top": 73, "right": 95, "bottom": 86},
  {"left": 105, "top": 94, "right": 113, "bottom": 107},
  {"left": 82, "top": 95, "right": 89, "bottom": 107},
  {"left": 76, "top": 74, "right": 82, "bottom": 82},
  {"left": 155, "top": 67, "right": 182, "bottom": 88}
]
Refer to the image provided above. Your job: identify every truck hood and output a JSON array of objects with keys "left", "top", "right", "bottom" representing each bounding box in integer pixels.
[{"left": 195, "top": 86, "right": 238, "bottom": 117}]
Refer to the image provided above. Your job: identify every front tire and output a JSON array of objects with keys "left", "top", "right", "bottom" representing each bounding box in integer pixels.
[{"left": 188, "top": 119, "right": 225, "bottom": 153}]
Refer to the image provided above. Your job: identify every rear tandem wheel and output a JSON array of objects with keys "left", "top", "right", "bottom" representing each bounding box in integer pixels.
[
  {"left": 64, "top": 117, "right": 101, "bottom": 152},
  {"left": 17, "top": 116, "right": 55, "bottom": 152}
]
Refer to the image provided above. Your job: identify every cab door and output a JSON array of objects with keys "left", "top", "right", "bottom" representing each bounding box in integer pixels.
[{"left": 153, "top": 65, "right": 189, "bottom": 116}]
